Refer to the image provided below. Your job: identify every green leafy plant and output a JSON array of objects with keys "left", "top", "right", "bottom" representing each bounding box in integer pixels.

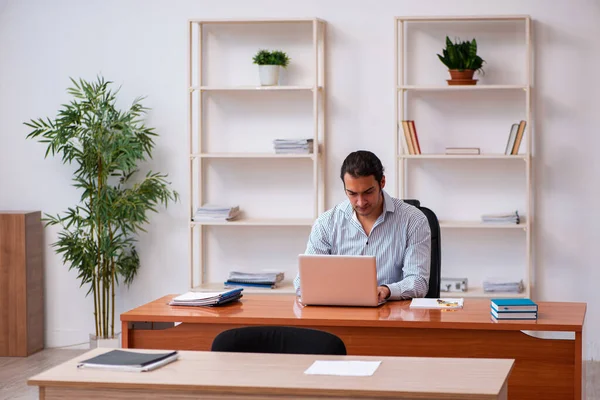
[
  {"left": 252, "top": 49, "right": 290, "bottom": 67},
  {"left": 24, "top": 76, "right": 179, "bottom": 339},
  {"left": 437, "top": 36, "right": 485, "bottom": 74}
]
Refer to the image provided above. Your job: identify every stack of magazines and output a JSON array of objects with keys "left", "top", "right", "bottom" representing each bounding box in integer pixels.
[
  {"left": 168, "top": 288, "right": 243, "bottom": 307},
  {"left": 273, "top": 139, "right": 314, "bottom": 154},
  {"left": 224, "top": 271, "right": 285, "bottom": 289},
  {"left": 193, "top": 205, "right": 240, "bottom": 222},
  {"left": 481, "top": 211, "right": 520, "bottom": 224}
]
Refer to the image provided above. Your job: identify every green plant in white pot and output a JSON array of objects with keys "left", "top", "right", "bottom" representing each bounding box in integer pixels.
[
  {"left": 252, "top": 49, "right": 290, "bottom": 86},
  {"left": 24, "top": 76, "right": 179, "bottom": 347}
]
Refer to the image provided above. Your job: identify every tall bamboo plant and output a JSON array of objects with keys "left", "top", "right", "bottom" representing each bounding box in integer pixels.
[{"left": 25, "top": 76, "right": 179, "bottom": 339}]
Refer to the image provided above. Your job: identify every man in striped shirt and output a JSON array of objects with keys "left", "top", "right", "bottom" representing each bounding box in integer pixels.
[{"left": 293, "top": 150, "right": 431, "bottom": 302}]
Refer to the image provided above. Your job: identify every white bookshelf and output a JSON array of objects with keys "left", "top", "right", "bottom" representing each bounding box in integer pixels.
[
  {"left": 188, "top": 18, "right": 326, "bottom": 292},
  {"left": 395, "top": 15, "right": 533, "bottom": 299}
]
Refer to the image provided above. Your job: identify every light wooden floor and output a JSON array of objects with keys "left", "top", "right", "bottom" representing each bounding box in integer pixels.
[{"left": 1, "top": 349, "right": 599, "bottom": 399}]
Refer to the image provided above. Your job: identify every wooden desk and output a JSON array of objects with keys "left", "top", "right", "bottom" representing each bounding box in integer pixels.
[
  {"left": 121, "top": 295, "right": 586, "bottom": 400},
  {"left": 28, "top": 348, "right": 514, "bottom": 399}
]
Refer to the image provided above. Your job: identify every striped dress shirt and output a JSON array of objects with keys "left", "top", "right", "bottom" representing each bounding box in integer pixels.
[{"left": 293, "top": 189, "right": 431, "bottom": 300}]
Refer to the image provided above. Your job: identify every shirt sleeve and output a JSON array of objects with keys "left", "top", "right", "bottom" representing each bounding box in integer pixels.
[
  {"left": 385, "top": 213, "right": 431, "bottom": 300},
  {"left": 293, "top": 217, "right": 332, "bottom": 294}
]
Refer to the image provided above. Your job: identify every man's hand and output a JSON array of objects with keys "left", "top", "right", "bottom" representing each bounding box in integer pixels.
[{"left": 377, "top": 285, "right": 391, "bottom": 303}]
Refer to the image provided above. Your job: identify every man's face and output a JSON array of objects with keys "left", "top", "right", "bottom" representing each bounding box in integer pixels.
[{"left": 343, "top": 173, "right": 385, "bottom": 217}]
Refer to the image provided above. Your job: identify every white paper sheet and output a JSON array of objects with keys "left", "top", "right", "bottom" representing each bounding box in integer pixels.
[{"left": 304, "top": 360, "right": 381, "bottom": 376}]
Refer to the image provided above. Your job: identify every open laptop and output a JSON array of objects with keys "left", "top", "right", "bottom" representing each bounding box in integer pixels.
[{"left": 298, "top": 254, "right": 385, "bottom": 307}]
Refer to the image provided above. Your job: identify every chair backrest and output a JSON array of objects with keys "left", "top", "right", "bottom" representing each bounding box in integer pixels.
[
  {"left": 210, "top": 326, "right": 347, "bottom": 355},
  {"left": 403, "top": 199, "right": 441, "bottom": 298}
]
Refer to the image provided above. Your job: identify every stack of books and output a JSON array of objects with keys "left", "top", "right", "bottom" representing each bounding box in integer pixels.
[
  {"left": 491, "top": 298, "right": 538, "bottom": 321},
  {"left": 224, "top": 271, "right": 285, "bottom": 289},
  {"left": 168, "top": 288, "right": 243, "bottom": 307},
  {"left": 481, "top": 211, "right": 520, "bottom": 224},
  {"left": 273, "top": 139, "right": 314, "bottom": 154},
  {"left": 193, "top": 205, "right": 240, "bottom": 222}
]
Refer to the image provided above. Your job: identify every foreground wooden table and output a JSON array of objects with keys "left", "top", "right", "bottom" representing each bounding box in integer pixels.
[
  {"left": 28, "top": 348, "right": 514, "bottom": 399},
  {"left": 121, "top": 294, "right": 586, "bottom": 400}
]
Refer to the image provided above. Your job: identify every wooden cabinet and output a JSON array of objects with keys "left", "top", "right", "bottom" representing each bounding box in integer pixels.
[{"left": 0, "top": 211, "right": 44, "bottom": 356}]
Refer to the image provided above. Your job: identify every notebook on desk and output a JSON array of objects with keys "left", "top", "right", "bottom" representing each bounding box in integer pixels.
[{"left": 298, "top": 254, "right": 385, "bottom": 307}]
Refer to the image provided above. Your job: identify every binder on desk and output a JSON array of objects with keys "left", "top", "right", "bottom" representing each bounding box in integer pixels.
[
  {"left": 169, "top": 288, "right": 243, "bottom": 307},
  {"left": 77, "top": 350, "right": 179, "bottom": 372}
]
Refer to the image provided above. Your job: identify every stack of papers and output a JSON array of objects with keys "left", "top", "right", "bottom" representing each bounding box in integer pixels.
[
  {"left": 224, "top": 271, "right": 284, "bottom": 289},
  {"left": 273, "top": 139, "right": 314, "bottom": 154},
  {"left": 409, "top": 298, "right": 464, "bottom": 309},
  {"left": 193, "top": 205, "right": 240, "bottom": 222},
  {"left": 483, "top": 279, "right": 525, "bottom": 293},
  {"left": 481, "top": 211, "right": 520, "bottom": 224},
  {"left": 168, "top": 288, "right": 243, "bottom": 307},
  {"left": 77, "top": 350, "right": 179, "bottom": 372}
]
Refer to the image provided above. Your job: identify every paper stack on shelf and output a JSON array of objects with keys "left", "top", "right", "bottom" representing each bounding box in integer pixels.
[
  {"left": 193, "top": 205, "right": 240, "bottom": 222},
  {"left": 481, "top": 211, "right": 520, "bottom": 224},
  {"left": 168, "top": 288, "right": 243, "bottom": 307},
  {"left": 273, "top": 139, "right": 314, "bottom": 154},
  {"left": 483, "top": 279, "right": 525, "bottom": 293},
  {"left": 225, "top": 271, "right": 285, "bottom": 289}
]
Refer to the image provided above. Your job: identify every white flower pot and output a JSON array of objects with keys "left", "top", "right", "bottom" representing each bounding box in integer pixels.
[
  {"left": 89, "top": 332, "right": 121, "bottom": 349},
  {"left": 258, "top": 65, "right": 280, "bottom": 86}
]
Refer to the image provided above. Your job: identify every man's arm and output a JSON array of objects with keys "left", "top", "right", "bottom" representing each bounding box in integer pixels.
[
  {"left": 293, "top": 219, "right": 332, "bottom": 294},
  {"left": 385, "top": 215, "right": 431, "bottom": 300}
]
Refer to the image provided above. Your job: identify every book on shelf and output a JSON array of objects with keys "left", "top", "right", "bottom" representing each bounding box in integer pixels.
[
  {"left": 504, "top": 120, "right": 527, "bottom": 155},
  {"left": 409, "top": 298, "right": 464, "bottom": 309},
  {"left": 481, "top": 211, "right": 520, "bottom": 224},
  {"left": 483, "top": 279, "right": 525, "bottom": 293},
  {"left": 77, "top": 350, "right": 179, "bottom": 372},
  {"left": 193, "top": 205, "right": 240, "bottom": 222},
  {"left": 445, "top": 147, "right": 480, "bottom": 155},
  {"left": 227, "top": 271, "right": 284, "bottom": 283},
  {"left": 273, "top": 138, "right": 314, "bottom": 154},
  {"left": 400, "top": 120, "right": 421, "bottom": 155},
  {"left": 168, "top": 288, "right": 244, "bottom": 307}
]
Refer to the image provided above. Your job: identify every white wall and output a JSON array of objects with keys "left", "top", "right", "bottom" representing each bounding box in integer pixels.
[{"left": 1, "top": 0, "right": 599, "bottom": 358}]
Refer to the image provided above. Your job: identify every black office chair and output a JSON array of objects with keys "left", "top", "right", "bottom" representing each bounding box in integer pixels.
[
  {"left": 403, "top": 199, "right": 441, "bottom": 298},
  {"left": 211, "top": 326, "right": 347, "bottom": 355}
]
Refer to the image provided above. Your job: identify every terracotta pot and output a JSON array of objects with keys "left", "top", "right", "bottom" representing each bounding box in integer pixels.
[{"left": 449, "top": 69, "right": 475, "bottom": 80}]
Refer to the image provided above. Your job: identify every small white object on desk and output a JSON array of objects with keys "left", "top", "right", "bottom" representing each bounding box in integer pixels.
[
  {"left": 304, "top": 360, "right": 381, "bottom": 376},
  {"left": 409, "top": 298, "right": 464, "bottom": 309}
]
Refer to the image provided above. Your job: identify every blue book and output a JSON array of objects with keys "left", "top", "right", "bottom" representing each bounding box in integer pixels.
[{"left": 491, "top": 298, "right": 538, "bottom": 312}]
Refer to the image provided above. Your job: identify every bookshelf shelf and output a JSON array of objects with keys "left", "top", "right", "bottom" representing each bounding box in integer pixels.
[
  {"left": 191, "top": 153, "right": 316, "bottom": 159},
  {"left": 188, "top": 18, "right": 326, "bottom": 291},
  {"left": 396, "top": 15, "right": 531, "bottom": 22},
  {"left": 395, "top": 15, "right": 534, "bottom": 299},
  {"left": 398, "top": 154, "right": 528, "bottom": 160},
  {"left": 457, "top": 287, "right": 530, "bottom": 299},
  {"left": 190, "top": 218, "right": 315, "bottom": 227},
  {"left": 190, "top": 18, "right": 325, "bottom": 24},
  {"left": 192, "top": 281, "right": 296, "bottom": 294},
  {"left": 191, "top": 85, "right": 320, "bottom": 92},
  {"left": 398, "top": 85, "right": 528, "bottom": 91},
  {"left": 439, "top": 221, "right": 527, "bottom": 229}
]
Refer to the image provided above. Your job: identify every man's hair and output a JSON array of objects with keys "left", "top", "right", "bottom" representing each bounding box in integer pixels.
[{"left": 340, "top": 150, "right": 385, "bottom": 185}]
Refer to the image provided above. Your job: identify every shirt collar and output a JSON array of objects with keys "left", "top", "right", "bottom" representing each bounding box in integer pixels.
[{"left": 346, "top": 189, "right": 396, "bottom": 221}]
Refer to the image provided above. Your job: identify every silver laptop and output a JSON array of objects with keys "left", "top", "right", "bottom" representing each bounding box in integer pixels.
[{"left": 298, "top": 254, "right": 385, "bottom": 307}]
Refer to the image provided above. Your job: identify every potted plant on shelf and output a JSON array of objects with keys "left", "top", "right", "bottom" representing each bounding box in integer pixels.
[
  {"left": 437, "top": 36, "right": 485, "bottom": 85},
  {"left": 252, "top": 49, "right": 290, "bottom": 86},
  {"left": 24, "top": 76, "right": 179, "bottom": 348}
]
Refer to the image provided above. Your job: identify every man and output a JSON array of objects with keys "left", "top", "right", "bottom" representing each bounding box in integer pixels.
[{"left": 293, "top": 150, "right": 431, "bottom": 302}]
